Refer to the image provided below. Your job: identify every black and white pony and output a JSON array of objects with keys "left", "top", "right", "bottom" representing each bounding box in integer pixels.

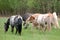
[{"left": 4, "top": 15, "right": 22, "bottom": 35}]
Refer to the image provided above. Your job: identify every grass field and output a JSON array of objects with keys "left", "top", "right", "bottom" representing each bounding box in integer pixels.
[{"left": 0, "top": 17, "right": 60, "bottom": 40}]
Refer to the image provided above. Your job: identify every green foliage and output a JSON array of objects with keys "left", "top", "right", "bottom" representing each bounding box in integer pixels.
[{"left": 0, "top": 0, "right": 60, "bottom": 15}]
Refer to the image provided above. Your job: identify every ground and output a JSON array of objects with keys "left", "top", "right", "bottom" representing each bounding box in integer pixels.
[{"left": 0, "top": 17, "right": 60, "bottom": 40}]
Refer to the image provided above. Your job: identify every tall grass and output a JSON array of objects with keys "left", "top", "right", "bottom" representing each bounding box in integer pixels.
[{"left": 0, "top": 17, "right": 60, "bottom": 40}]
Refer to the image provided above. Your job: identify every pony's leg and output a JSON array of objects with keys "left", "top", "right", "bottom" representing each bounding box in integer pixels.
[
  {"left": 46, "top": 17, "right": 51, "bottom": 31},
  {"left": 47, "top": 22, "right": 51, "bottom": 31},
  {"left": 55, "top": 22, "right": 60, "bottom": 29},
  {"left": 15, "top": 27, "right": 18, "bottom": 34},
  {"left": 18, "top": 25, "right": 22, "bottom": 35},
  {"left": 24, "top": 22, "right": 29, "bottom": 29},
  {"left": 43, "top": 24, "right": 47, "bottom": 32},
  {"left": 40, "top": 24, "right": 45, "bottom": 32},
  {"left": 39, "top": 24, "right": 45, "bottom": 31},
  {"left": 11, "top": 26, "right": 14, "bottom": 33},
  {"left": 23, "top": 21, "right": 26, "bottom": 26},
  {"left": 30, "top": 23, "right": 35, "bottom": 33},
  {"left": 53, "top": 21, "right": 60, "bottom": 29},
  {"left": 25, "top": 23, "right": 29, "bottom": 29}
]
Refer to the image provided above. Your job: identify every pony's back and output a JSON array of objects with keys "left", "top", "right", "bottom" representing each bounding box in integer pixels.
[
  {"left": 10, "top": 15, "right": 17, "bottom": 26},
  {"left": 14, "top": 15, "right": 22, "bottom": 25}
]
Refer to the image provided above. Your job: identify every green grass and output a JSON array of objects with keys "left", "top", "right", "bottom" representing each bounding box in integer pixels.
[{"left": 0, "top": 17, "right": 60, "bottom": 40}]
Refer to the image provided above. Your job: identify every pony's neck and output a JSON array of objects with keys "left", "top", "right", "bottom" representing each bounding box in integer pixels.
[{"left": 7, "top": 18, "right": 10, "bottom": 25}]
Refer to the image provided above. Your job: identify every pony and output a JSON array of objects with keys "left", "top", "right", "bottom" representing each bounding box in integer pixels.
[
  {"left": 25, "top": 13, "right": 40, "bottom": 29},
  {"left": 25, "top": 12, "right": 59, "bottom": 31},
  {"left": 4, "top": 15, "right": 22, "bottom": 35},
  {"left": 22, "top": 13, "right": 32, "bottom": 29}
]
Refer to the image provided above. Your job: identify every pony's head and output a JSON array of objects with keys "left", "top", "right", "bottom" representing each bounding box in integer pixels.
[
  {"left": 4, "top": 18, "right": 10, "bottom": 32},
  {"left": 28, "top": 15, "right": 35, "bottom": 23},
  {"left": 24, "top": 15, "right": 35, "bottom": 29},
  {"left": 4, "top": 22, "right": 9, "bottom": 32}
]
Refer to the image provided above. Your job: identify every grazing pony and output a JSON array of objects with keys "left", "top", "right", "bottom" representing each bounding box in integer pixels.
[
  {"left": 4, "top": 15, "right": 22, "bottom": 35},
  {"left": 25, "top": 13, "right": 40, "bottom": 29},
  {"left": 22, "top": 13, "right": 32, "bottom": 29}
]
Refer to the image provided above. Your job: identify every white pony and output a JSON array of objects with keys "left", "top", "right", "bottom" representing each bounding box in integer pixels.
[
  {"left": 36, "top": 12, "right": 59, "bottom": 31},
  {"left": 25, "top": 12, "right": 59, "bottom": 31}
]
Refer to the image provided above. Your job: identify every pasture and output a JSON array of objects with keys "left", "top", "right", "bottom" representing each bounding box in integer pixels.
[{"left": 0, "top": 17, "right": 60, "bottom": 40}]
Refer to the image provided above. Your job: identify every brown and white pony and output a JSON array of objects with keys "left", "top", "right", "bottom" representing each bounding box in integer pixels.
[
  {"left": 25, "top": 13, "right": 40, "bottom": 29},
  {"left": 25, "top": 12, "right": 59, "bottom": 31}
]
